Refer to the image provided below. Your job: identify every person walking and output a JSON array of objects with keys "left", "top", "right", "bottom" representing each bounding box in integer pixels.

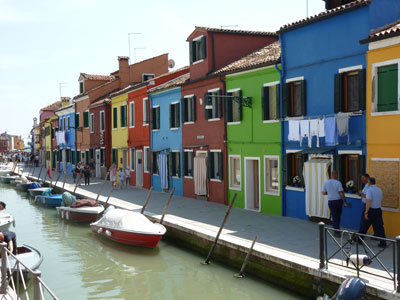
[
  {"left": 89, "top": 159, "right": 95, "bottom": 178},
  {"left": 124, "top": 166, "right": 131, "bottom": 188},
  {"left": 322, "top": 170, "right": 348, "bottom": 237},
  {"left": 83, "top": 163, "right": 90, "bottom": 185},
  {"left": 109, "top": 163, "right": 117, "bottom": 188},
  {"left": 358, "top": 177, "right": 387, "bottom": 248},
  {"left": 358, "top": 173, "right": 370, "bottom": 230}
]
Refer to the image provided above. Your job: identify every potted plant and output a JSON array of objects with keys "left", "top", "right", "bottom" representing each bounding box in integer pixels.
[
  {"left": 292, "top": 176, "right": 302, "bottom": 187},
  {"left": 346, "top": 180, "right": 354, "bottom": 193}
]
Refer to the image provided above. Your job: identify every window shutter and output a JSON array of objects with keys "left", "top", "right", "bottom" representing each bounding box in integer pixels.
[
  {"left": 182, "top": 152, "right": 187, "bottom": 176},
  {"left": 262, "top": 86, "right": 269, "bottom": 120},
  {"left": 189, "top": 41, "right": 193, "bottom": 64},
  {"left": 113, "top": 108, "right": 117, "bottom": 128},
  {"left": 201, "top": 36, "right": 206, "bottom": 60},
  {"left": 120, "top": 106, "right": 124, "bottom": 127},
  {"left": 299, "top": 154, "right": 305, "bottom": 187},
  {"left": 192, "top": 96, "right": 196, "bottom": 121},
  {"left": 358, "top": 69, "right": 366, "bottom": 111},
  {"left": 175, "top": 103, "right": 180, "bottom": 128},
  {"left": 300, "top": 80, "right": 306, "bottom": 116},
  {"left": 282, "top": 83, "right": 289, "bottom": 118},
  {"left": 217, "top": 90, "right": 222, "bottom": 118},
  {"left": 181, "top": 98, "right": 187, "bottom": 123},
  {"left": 75, "top": 114, "right": 79, "bottom": 128},
  {"left": 275, "top": 84, "right": 281, "bottom": 120},
  {"left": 237, "top": 90, "right": 243, "bottom": 121},
  {"left": 177, "top": 153, "right": 181, "bottom": 178},
  {"left": 225, "top": 92, "right": 233, "bottom": 123},
  {"left": 334, "top": 154, "right": 344, "bottom": 186},
  {"left": 168, "top": 152, "right": 173, "bottom": 178},
  {"left": 358, "top": 154, "right": 365, "bottom": 191},
  {"left": 156, "top": 108, "right": 160, "bottom": 130},
  {"left": 150, "top": 108, "right": 154, "bottom": 130},
  {"left": 169, "top": 104, "right": 173, "bottom": 128},
  {"left": 282, "top": 154, "right": 289, "bottom": 186},
  {"left": 334, "top": 73, "right": 344, "bottom": 113},
  {"left": 218, "top": 152, "right": 223, "bottom": 180},
  {"left": 207, "top": 153, "right": 213, "bottom": 179},
  {"left": 204, "top": 92, "right": 210, "bottom": 120}
]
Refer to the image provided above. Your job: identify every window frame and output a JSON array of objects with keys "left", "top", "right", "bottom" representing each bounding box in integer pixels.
[
  {"left": 170, "top": 151, "right": 180, "bottom": 178},
  {"left": 190, "top": 35, "right": 206, "bottom": 63},
  {"left": 89, "top": 113, "right": 94, "bottom": 133},
  {"left": 75, "top": 113, "right": 80, "bottom": 129},
  {"left": 144, "top": 146, "right": 150, "bottom": 173},
  {"left": 205, "top": 88, "right": 222, "bottom": 121},
  {"left": 99, "top": 110, "right": 105, "bottom": 132},
  {"left": 83, "top": 110, "right": 89, "bottom": 129},
  {"left": 169, "top": 101, "right": 180, "bottom": 129},
  {"left": 226, "top": 88, "right": 242, "bottom": 125},
  {"left": 67, "top": 116, "right": 70, "bottom": 130},
  {"left": 264, "top": 155, "right": 280, "bottom": 195},
  {"left": 183, "top": 150, "right": 194, "bottom": 178},
  {"left": 113, "top": 106, "right": 118, "bottom": 129},
  {"left": 229, "top": 155, "right": 241, "bottom": 190},
  {"left": 283, "top": 77, "right": 306, "bottom": 118},
  {"left": 151, "top": 105, "right": 160, "bottom": 131},
  {"left": 152, "top": 151, "right": 159, "bottom": 175},
  {"left": 143, "top": 98, "right": 149, "bottom": 126},
  {"left": 208, "top": 149, "right": 223, "bottom": 181},
  {"left": 120, "top": 104, "right": 127, "bottom": 128},
  {"left": 262, "top": 81, "right": 280, "bottom": 122},
  {"left": 182, "top": 95, "right": 196, "bottom": 124},
  {"left": 129, "top": 102, "right": 135, "bottom": 128}
]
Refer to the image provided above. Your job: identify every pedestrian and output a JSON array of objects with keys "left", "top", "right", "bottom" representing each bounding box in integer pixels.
[
  {"left": 358, "top": 173, "right": 370, "bottom": 231},
  {"left": 0, "top": 202, "right": 6, "bottom": 211},
  {"left": 89, "top": 159, "right": 95, "bottom": 178},
  {"left": 109, "top": 163, "right": 117, "bottom": 188},
  {"left": 358, "top": 177, "right": 387, "bottom": 248},
  {"left": 83, "top": 163, "right": 90, "bottom": 185},
  {"left": 72, "top": 164, "right": 77, "bottom": 183},
  {"left": 124, "top": 166, "right": 131, "bottom": 188},
  {"left": 0, "top": 231, "right": 17, "bottom": 255},
  {"left": 322, "top": 170, "right": 349, "bottom": 237},
  {"left": 118, "top": 168, "right": 124, "bottom": 189}
]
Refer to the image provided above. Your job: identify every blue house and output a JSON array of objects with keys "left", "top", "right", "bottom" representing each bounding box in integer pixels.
[
  {"left": 148, "top": 73, "right": 189, "bottom": 195},
  {"left": 279, "top": 0, "right": 400, "bottom": 229},
  {"left": 55, "top": 101, "right": 76, "bottom": 174}
]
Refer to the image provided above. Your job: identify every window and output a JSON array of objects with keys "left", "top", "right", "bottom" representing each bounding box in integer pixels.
[
  {"left": 113, "top": 107, "right": 117, "bottom": 129},
  {"left": 169, "top": 152, "right": 180, "bottom": 177},
  {"left": 71, "top": 150, "right": 75, "bottom": 165},
  {"left": 183, "top": 151, "right": 194, "bottom": 177},
  {"left": 66, "top": 149, "right": 71, "bottom": 163},
  {"left": 83, "top": 111, "right": 89, "bottom": 128},
  {"left": 205, "top": 90, "right": 222, "bottom": 120},
  {"left": 229, "top": 156, "right": 241, "bottom": 189},
  {"left": 152, "top": 151, "right": 159, "bottom": 175},
  {"left": 334, "top": 69, "right": 366, "bottom": 112},
  {"left": 130, "top": 148, "right": 135, "bottom": 171},
  {"left": 89, "top": 113, "right": 94, "bottom": 133},
  {"left": 190, "top": 36, "right": 206, "bottom": 63},
  {"left": 51, "top": 127, "right": 55, "bottom": 139},
  {"left": 142, "top": 74, "right": 155, "bottom": 81},
  {"left": 67, "top": 117, "right": 70, "bottom": 130},
  {"left": 120, "top": 104, "right": 127, "bottom": 128},
  {"left": 262, "top": 83, "right": 280, "bottom": 120},
  {"left": 225, "top": 90, "right": 242, "bottom": 123},
  {"left": 100, "top": 111, "right": 105, "bottom": 131},
  {"left": 85, "top": 150, "right": 89, "bottom": 164},
  {"left": 63, "top": 118, "right": 66, "bottom": 131},
  {"left": 89, "top": 148, "right": 94, "bottom": 160},
  {"left": 76, "top": 150, "right": 81, "bottom": 163},
  {"left": 79, "top": 81, "right": 84, "bottom": 94},
  {"left": 112, "top": 149, "right": 118, "bottom": 164},
  {"left": 374, "top": 62, "right": 399, "bottom": 112},
  {"left": 208, "top": 151, "right": 223, "bottom": 180},
  {"left": 283, "top": 153, "right": 304, "bottom": 187},
  {"left": 169, "top": 102, "right": 180, "bottom": 129},
  {"left": 143, "top": 98, "right": 149, "bottom": 125},
  {"left": 144, "top": 147, "right": 150, "bottom": 173},
  {"left": 334, "top": 154, "right": 365, "bottom": 193},
  {"left": 100, "top": 148, "right": 105, "bottom": 165},
  {"left": 129, "top": 102, "right": 135, "bottom": 127},
  {"left": 182, "top": 96, "right": 196, "bottom": 123},
  {"left": 75, "top": 113, "right": 80, "bottom": 129},
  {"left": 264, "top": 156, "right": 280, "bottom": 194},
  {"left": 151, "top": 106, "right": 160, "bottom": 130},
  {"left": 282, "top": 80, "right": 306, "bottom": 117}
]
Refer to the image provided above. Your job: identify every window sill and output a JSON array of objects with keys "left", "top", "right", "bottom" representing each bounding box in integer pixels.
[
  {"left": 121, "top": 127, "right": 127, "bottom": 129},
  {"left": 285, "top": 186, "right": 304, "bottom": 192},
  {"left": 227, "top": 122, "right": 241, "bottom": 125},
  {"left": 112, "top": 128, "right": 117, "bottom": 130},
  {"left": 192, "top": 59, "right": 204, "bottom": 65},
  {"left": 184, "top": 121, "right": 195, "bottom": 125},
  {"left": 210, "top": 178, "right": 222, "bottom": 182},
  {"left": 129, "top": 126, "right": 135, "bottom": 128},
  {"left": 172, "top": 176, "right": 180, "bottom": 179},
  {"left": 382, "top": 207, "right": 399, "bottom": 213},
  {"left": 153, "top": 173, "right": 159, "bottom": 176},
  {"left": 284, "top": 116, "right": 303, "bottom": 120},
  {"left": 152, "top": 129, "right": 160, "bottom": 132},
  {"left": 344, "top": 193, "right": 361, "bottom": 199},
  {"left": 144, "top": 171, "right": 150, "bottom": 174},
  {"left": 184, "top": 176, "right": 193, "bottom": 179},
  {"left": 264, "top": 191, "right": 280, "bottom": 196},
  {"left": 170, "top": 127, "right": 179, "bottom": 131},
  {"left": 371, "top": 111, "right": 400, "bottom": 117},
  {"left": 229, "top": 186, "right": 241, "bottom": 191},
  {"left": 143, "top": 124, "right": 149, "bottom": 127},
  {"left": 208, "top": 118, "right": 221, "bottom": 122},
  {"left": 263, "top": 120, "right": 280, "bottom": 124}
]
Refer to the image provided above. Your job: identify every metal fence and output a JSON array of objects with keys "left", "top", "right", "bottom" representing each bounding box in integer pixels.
[
  {"left": 0, "top": 243, "right": 58, "bottom": 300},
  {"left": 318, "top": 222, "right": 400, "bottom": 292}
]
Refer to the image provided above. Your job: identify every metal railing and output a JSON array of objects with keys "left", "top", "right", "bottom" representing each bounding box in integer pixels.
[
  {"left": 0, "top": 243, "right": 58, "bottom": 300},
  {"left": 319, "top": 222, "right": 400, "bottom": 292}
]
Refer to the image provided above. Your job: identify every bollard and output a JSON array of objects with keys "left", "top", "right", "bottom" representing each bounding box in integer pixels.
[
  {"left": 33, "top": 270, "right": 42, "bottom": 300},
  {"left": 319, "top": 222, "right": 325, "bottom": 269},
  {"left": 0, "top": 243, "right": 7, "bottom": 294},
  {"left": 397, "top": 236, "right": 400, "bottom": 293}
]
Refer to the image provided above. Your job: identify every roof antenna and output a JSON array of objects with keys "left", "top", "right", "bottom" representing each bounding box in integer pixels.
[
  {"left": 306, "top": 0, "right": 309, "bottom": 17},
  {"left": 220, "top": 25, "right": 238, "bottom": 29}
]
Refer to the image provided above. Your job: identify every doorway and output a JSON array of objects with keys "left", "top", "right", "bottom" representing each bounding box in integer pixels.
[
  {"left": 245, "top": 158, "right": 260, "bottom": 211},
  {"left": 95, "top": 149, "right": 101, "bottom": 178},
  {"left": 194, "top": 151, "right": 208, "bottom": 198},
  {"left": 136, "top": 150, "right": 143, "bottom": 187}
]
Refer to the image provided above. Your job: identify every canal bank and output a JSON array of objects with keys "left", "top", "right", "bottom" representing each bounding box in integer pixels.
[{"left": 23, "top": 167, "right": 399, "bottom": 300}]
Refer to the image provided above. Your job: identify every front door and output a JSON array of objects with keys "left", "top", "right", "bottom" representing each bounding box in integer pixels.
[
  {"left": 194, "top": 151, "right": 208, "bottom": 197},
  {"left": 245, "top": 158, "right": 260, "bottom": 211},
  {"left": 136, "top": 150, "right": 143, "bottom": 187},
  {"left": 62, "top": 149, "right": 67, "bottom": 172},
  {"left": 95, "top": 149, "right": 101, "bottom": 178},
  {"left": 122, "top": 149, "right": 128, "bottom": 170}
]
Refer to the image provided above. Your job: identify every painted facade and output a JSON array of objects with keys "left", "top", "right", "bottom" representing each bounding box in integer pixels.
[
  {"left": 44, "top": 118, "right": 52, "bottom": 169},
  {"left": 279, "top": 0, "right": 400, "bottom": 230},
  {"left": 56, "top": 101, "right": 76, "bottom": 174},
  {"left": 363, "top": 21, "right": 400, "bottom": 237}
]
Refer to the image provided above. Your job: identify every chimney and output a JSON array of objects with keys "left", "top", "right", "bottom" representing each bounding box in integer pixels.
[
  {"left": 61, "top": 97, "right": 71, "bottom": 107},
  {"left": 118, "top": 56, "right": 130, "bottom": 88}
]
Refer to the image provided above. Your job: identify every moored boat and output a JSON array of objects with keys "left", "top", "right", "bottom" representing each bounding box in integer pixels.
[
  {"left": 34, "top": 194, "right": 62, "bottom": 207},
  {"left": 90, "top": 207, "right": 166, "bottom": 248},
  {"left": 0, "top": 213, "right": 15, "bottom": 231},
  {"left": 3, "top": 245, "right": 43, "bottom": 275},
  {"left": 27, "top": 187, "right": 52, "bottom": 197},
  {"left": 16, "top": 182, "right": 32, "bottom": 191},
  {"left": 0, "top": 176, "right": 19, "bottom": 184},
  {"left": 57, "top": 199, "right": 104, "bottom": 223}
]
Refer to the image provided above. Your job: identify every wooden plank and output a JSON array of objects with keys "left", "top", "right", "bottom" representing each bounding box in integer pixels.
[{"left": 369, "top": 160, "right": 399, "bottom": 209}]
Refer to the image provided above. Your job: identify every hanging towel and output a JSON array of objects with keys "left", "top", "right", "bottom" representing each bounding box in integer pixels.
[
  {"left": 159, "top": 153, "right": 168, "bottom": 189},
  {"left": 194, "top": 157, "right": 207, "bottom": 196},
  {"left": 336, "top": 113, "right": 350, "bottom": 144},
  {"left": 300, "top": 120, "right": 310, "bottom": 147},
  {"left": 288, "top": 120, "right": 300, "bottom": 142},
  {"left": 309, "top": 119, "right": 319, "bottom": 148},
  {"left": 324, "top": 117, "right": 338, "bottom": 146},
  {"left": 305, "top": 159, "right": 331, "bottom": 219},
  {"left": 318, "top": 118, "right": 325, "bottom": 137}
]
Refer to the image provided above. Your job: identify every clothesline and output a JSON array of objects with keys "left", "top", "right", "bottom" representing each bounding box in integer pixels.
[{"left": 280, "top": 111, "right": 363, "bottom": 122}]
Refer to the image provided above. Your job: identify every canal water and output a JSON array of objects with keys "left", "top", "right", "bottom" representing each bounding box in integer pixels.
[{"left": 1, "top": 183, "right": 305, "bottom": 300}]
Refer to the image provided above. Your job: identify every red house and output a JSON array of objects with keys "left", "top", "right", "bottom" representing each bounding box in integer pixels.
[
  {"left": 181, "top": 27, "right": 278, "bottom": 204},
  {"left": 0, "top": 137, "right": 9, "bottom": 154}
]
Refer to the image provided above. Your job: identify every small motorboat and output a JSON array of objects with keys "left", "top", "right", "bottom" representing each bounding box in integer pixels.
[
  {"left": 27, "top": 187, "right": 52, "bottom": 197},
  {"left": 34, "top": 194, "right": 62, "bottom": 207},
  {"left": 0, "top": 167, "right": 11, "bottom": 176},
  {"left": 90, "top": 206, "right": 166, "bottom": 248},
  {"left": 3, "top": 245, "right": 43, "bottom": 275},
  {"left": 16, "top": 182, "right": 32, "bottom": 191},
  {"left": 0, "top": 175, "right": 19, "bottom": 184},
  {"left": 57, "top": 199, "right": 104, "bottom": 223},
  {"left": 0, "top": 213, "right": 15, "bottom": 231}
]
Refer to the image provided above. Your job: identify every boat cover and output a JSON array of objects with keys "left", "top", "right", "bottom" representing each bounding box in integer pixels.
[
  {"left": 29, "top": 182, "right": 41, "bottom": 189},
  {"left": 94, "top": 208, "right": 165, "bottom": 235},
  {"left": 61, "top": 192, "right": 76, "bottom": 206},
  {"left": 42, "top": 188, "right": 52, "bottom": 196},
  {"left": 70, "top": 199, "right": 99, "bottom": 208}
]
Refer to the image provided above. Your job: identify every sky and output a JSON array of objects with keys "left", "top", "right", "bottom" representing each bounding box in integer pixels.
[{"left": 0, "top": 0, "right": 325, "bottom": 142}]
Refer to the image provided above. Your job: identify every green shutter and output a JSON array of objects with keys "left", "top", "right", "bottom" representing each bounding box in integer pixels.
[
  {"left": 189, "top": 41, "right": 193, "bottom": 64},
  {"left": 300, "top": 80, "right": 306, "bottom": 116},
  {"left": 262, "top": 86, "right": 269, "bottom": 120},
  {"left": 275, "top": 84, "right": 281, "bottom": 120},
  {"left": 75, "top": 114, "right": 80, "bottom": 128},
  {"left": 192, "top": 96, "right": 196, "bottom": 122},
  {"left": 169, "top": 104, "right": 173, "bottom": 128},
  {"left": 237, "top": 90, "right": 243, "bottom": 121},
  {"left": 377, "top": 64, "right": 398, "bottom": 112},
  {"left": 84, "top": 111, "right": 89, "bottom": 128},
  {"left": 120, "top": 105, "right": 125, "bottom": 128},
  {"left": 181, "top": 98, "right": 187, "bottom": 123},
  {"left": 358, "top": 69, "right": 366, "bottom": 111},
  {"left": 334, "top": 73, "right": 344, "bottom": 113},
  {"left": 282, "top": 83, "right": 289, "bottom": 118},
  {"left": 113, "top": 107, "right": 117, "bottom": 128},
  {"left": 204, "top": 92, "right": 210, "bottom": 120},
  {"left": 201, "top": 36, "right": 206, "bottom": 60},
  {"left": 175, "top": 103, "right": 180, "bottom": 128},
  {"left": 225, "top": 92, "right": 233, "bottom": 123}
]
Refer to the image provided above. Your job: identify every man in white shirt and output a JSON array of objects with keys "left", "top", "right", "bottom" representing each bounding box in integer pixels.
[
  {"left": 322, "top": 170, "right": 348, "bottom": 237},
  {"left": 358, "top": 173, "right": 370, "bottom": 230}
]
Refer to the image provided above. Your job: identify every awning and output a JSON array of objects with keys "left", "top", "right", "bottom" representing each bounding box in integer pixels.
[{"left": 298, "top": 147, "right": 335, "bottom": 154}]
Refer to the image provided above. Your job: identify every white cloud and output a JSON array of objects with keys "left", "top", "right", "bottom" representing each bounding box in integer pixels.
[{"left": 0, "top": 7, "right": 39, "bottom": 23}]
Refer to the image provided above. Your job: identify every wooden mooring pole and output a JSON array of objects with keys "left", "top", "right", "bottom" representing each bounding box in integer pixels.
[
  {"left": 234, "top": 235, "right": 258, "bottom": 278},
  {"left": 160, "top": 187, "right": 175, "bottom": 224},
  {"left": 73, "top": 171, "right": 82, "bottom": 195},
  {"left": 202, "top": 193, "right": 237, "bottom": 265},
  {"left": 104, "top": 185, "right": 116, "bottom": 205},
  {"left": 140, "top": 186, "right": 153, "bottom": 214},
  {"left": 96, "top": 172, "right": 110, "bottom": 202},
  {"left": 62, "top": 171, "right": 67, "bottom": 190},
  {"left": 54, "top": 170, "right": 62, "bottom": 187},
  {"left": 37, "top": 165, "right": 44, "bottom": 182}
]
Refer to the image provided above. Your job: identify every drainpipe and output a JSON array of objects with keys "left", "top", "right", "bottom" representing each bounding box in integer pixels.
[
  {"left": 277, "top": 34, "right": 286, "bottom": 217},
  {"left": 219, "top": 75, "right": 228, "bottom": 205}
]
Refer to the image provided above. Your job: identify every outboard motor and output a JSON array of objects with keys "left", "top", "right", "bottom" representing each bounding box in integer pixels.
[{"left": 318, "top": 277, "right": 366, "bottom": 300}]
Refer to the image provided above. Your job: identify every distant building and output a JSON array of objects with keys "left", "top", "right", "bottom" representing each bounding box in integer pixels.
[{"left": 0, "top": 137, "right": 9, "bottom": 154}]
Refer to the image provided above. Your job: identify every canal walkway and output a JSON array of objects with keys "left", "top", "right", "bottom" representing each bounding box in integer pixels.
[{"left": 22, "top": 166, "right": 400, "bottom": 299}]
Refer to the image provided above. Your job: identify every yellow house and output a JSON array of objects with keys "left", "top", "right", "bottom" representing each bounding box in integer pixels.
[
  {"left": 44, "top": 117, "right": 52, "bottom": 169},
  {"left": 110, "top": 90, "right": 129, "bottom": 175},
  {"left": 363, "top": 22, "right": 400, "bottom": 237}
]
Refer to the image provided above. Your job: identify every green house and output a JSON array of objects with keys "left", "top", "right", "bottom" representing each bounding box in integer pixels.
[{"left": 214, "top": 41, "right": 282, "bottom": 214}]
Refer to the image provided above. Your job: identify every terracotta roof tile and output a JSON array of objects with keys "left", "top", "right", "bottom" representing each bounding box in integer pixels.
[
  {"left": 80, "top": 73, "right": 116, "bottom": 81},
  {"left": 213, "top": 41, "right": 281, "bottom": 75},
  {"left": 280, "top": 0, "right": 371, "bottom": 33},
  {"left": 194, "top": 26, "right": 277, "bottom": 37},
  {"left": 40, "top": 100, "right": 62, "bottom": 112},
  {"left": 360, "top": 20, "right": 400, "bottom": 43},
  {"left": 148, "top": 73, "right": 190, "bottom": 93}
]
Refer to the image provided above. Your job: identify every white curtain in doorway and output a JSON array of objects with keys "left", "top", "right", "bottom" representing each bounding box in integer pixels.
[
  {"left": 194, "top": 157, "right": 207, "bottom": 196},
  {"left": 304, "top": 159, "right": 331, "bottom": 219},
  {"left": 159, "top": 153, "right": 168, "bottom": 189}
]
